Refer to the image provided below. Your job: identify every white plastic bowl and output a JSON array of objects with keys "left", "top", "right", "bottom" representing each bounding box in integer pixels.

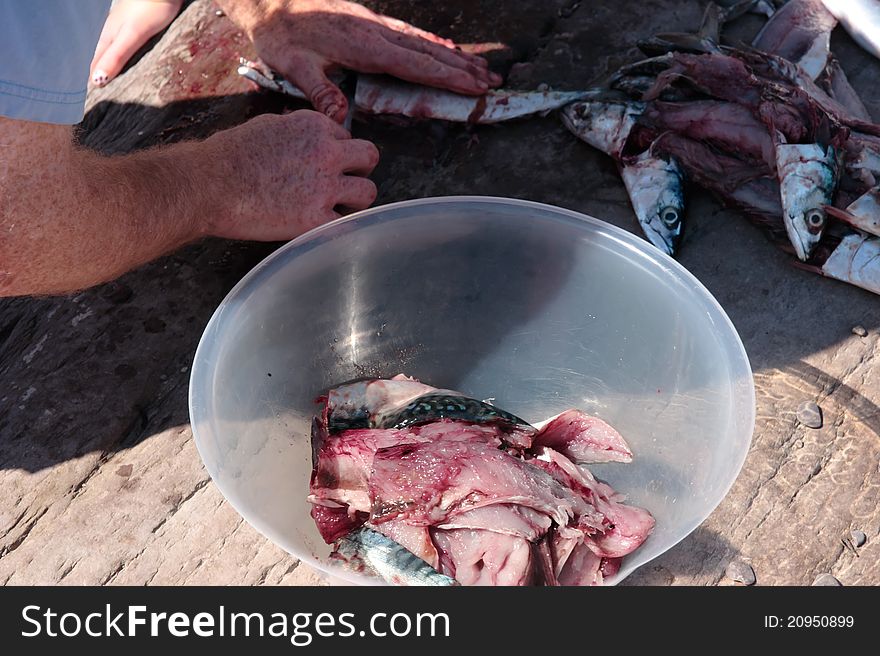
[{"left": 189, "top": 196, "right": 755, "bottom": 585}]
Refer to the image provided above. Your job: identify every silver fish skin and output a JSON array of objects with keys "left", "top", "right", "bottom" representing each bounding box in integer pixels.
[
  {"left": 776, "top": 143, "right": 839, "bottom": 261},
  {"left": 748, "top": 0, "right": 870, "bottom": 120},
  {"left": 238, "top": 63, "right": 589, "bottom": 123},
  {"left": 821, "top": 0, "right": 880, "bottom": 60},
  {"left": 819, "top": 231, "right": 880, "bottom": 295},
  {"left": 324, "top": 376, "right": 448, "bottom": 433},
  {"left": 560, "top": 100, "right": 646, "bottom": 158},
  {"left": 619, "top": 151, "right": 686, "bottom": 255},
  {"left": 354, "top": 75, "right": 594, "bottom": 123},
  {"left": 825, "top": 187, "right": 880, "bottom": 237},
  {"left": 332, "top": 527, "right": 458, "bottom": 586},
  {"left": 752, "top": 0, "right": 835, "bottom": 80}
]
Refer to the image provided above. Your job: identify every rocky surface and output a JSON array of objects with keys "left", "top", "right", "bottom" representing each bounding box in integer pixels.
[{"left": 1, "top": 0, "right": 879, "bottom": 586}]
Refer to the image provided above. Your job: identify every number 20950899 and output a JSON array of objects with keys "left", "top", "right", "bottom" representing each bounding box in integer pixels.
[{"left": 764, "top": 616, "right": 854, "bottom": 628}]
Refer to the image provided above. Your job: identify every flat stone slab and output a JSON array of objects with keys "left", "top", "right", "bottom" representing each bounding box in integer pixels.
[{"left": 1, "top": 0, "right": 879, "bottom": 586}]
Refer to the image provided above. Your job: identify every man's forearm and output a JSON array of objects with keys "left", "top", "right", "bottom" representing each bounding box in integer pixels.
[{"left": 0, "top": 119, "right": 226, "bottom": 297}]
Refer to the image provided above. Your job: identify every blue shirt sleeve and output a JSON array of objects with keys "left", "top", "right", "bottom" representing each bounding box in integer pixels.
[{"left": 0, "top": 1, "right": 112, "bottom": 124}]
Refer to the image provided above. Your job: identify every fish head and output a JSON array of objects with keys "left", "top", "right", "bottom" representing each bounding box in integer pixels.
[
  {"left": 325, "top": 380, "right": 373, "bottom": 431},
  {"left": 776, "top": 144, "right": 839, "bottom": 261},
  {"left": 561, "top": 100, "right": 645, "bottom": 158},
  {"left": 620, "top": 153, "right": 686, "bottom": 256}
]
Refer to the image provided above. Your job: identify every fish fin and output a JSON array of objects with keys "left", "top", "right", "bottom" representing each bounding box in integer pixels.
[
  {"left": 791, "top": 260, "right": 825, "bottom": 275},
  {"left": 698, "top": 2, "right": 724, "bottom": 42},
  {"left": 719, "top": 0, "right": 767, "bottom": 23},
  {"left": 824, "top": 204, "right": 855, "bottom": 223},
  {"left": 638, "top": 33, "right": 719, "bottom": 56}
]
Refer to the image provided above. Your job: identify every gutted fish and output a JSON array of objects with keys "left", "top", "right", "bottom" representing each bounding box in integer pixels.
[
  {"left": 642, "top": 100, "right": 777, "bottom": 169},
  {"left": 332, "top": 527, "right": 458, "bottom": 586},
  {"left": 309, "top": 421, "right": 505, "bottom": 542},
  {"left": 776, "top": 143, "right": 839, "bottom": 260},
  {"left": 555, "top": 7, "right": 880, "bottom": 296},
  {"left": 237, "top": 61, "right": 592, "bottom": 124},
  {"left": 752, "top": 0, "right": 836, "bottom": 79},
  {"left": 312, "top": 376, "right": 654, "bottom": 586},
  {"left": 319, "top": 375, "right": 535, "bottom": 449},
  {"left": 355, "top": 75, "right": 592, "bottom": 123},
  {"left": 749, "top": 0, "right": 871, "bottom": 120},
  {"left": 368, "top": 437, "right": 600, "bottom": 529}
]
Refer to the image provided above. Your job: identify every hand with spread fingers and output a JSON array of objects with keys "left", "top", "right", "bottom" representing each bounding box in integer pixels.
[{"left": 217, "top": 0, "right": 501, "bottom": 122}]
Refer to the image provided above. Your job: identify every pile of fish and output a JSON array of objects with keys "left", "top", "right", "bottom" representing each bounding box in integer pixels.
[
  {"left": 238, "top": 0, "right": 880, "bottom": 297},
  {"left": 309, "top": 375, "right": 654, "bottom": 586},
  {"left": 562, "top": 0, "right": 880, "bottom": 295}
]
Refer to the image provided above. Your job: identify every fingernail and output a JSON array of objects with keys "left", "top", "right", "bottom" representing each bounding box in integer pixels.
[
  {"left": 92, "top": 69, "right": 110, "bottom": 87},
  {"left": 490, "top": 72, "right": 503, "bottom": 85},
  {"left": 324, "top": 103, "right": 340, "bottom": 119},
  {"left": 478, "top": 80, "right": 489, "bottom": 91}
]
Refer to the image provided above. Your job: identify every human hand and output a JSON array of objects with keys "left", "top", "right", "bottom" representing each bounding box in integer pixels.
[
  {"left": 218, "top": 0, "right": 501, "bottom": 122},
  {"left": 202, "top": 110, "right": 379, "bottom": 241},
  {"left": 90, "top": 0, "right": 184, "bottom": 86}
]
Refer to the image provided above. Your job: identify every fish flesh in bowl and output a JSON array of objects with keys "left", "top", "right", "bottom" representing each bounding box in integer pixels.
[{"left": 188, "top": 196, "right": 755, "bottom": 585}]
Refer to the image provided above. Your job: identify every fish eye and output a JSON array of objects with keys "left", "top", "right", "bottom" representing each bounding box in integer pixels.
[
  {"left": 805, "top": 208, "right": 825, "bottom": 232},
  {"left": 659, "top": 206, "right": 680, "bottom": 226}
]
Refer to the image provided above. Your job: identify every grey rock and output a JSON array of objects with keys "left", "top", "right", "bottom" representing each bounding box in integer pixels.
[
  {"left": 725, "top": 560, "right": 756, "bottom": 585},
  {"left": 812, "top": 574, "right": 842, "bottom": 586},
  {"left": 851, "top": 530, "right": 867, "bottom": 548},
  {"left": 797, "top": 402, "right": 823, "bottom": 429}
]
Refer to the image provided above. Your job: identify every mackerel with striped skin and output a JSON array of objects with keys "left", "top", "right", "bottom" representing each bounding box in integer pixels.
[
  {"left": 332, "top": 527, "right": 458, "bottom": 586},
  {"left": 377, "top": 393, "right": 532, "bottom": 433}
]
